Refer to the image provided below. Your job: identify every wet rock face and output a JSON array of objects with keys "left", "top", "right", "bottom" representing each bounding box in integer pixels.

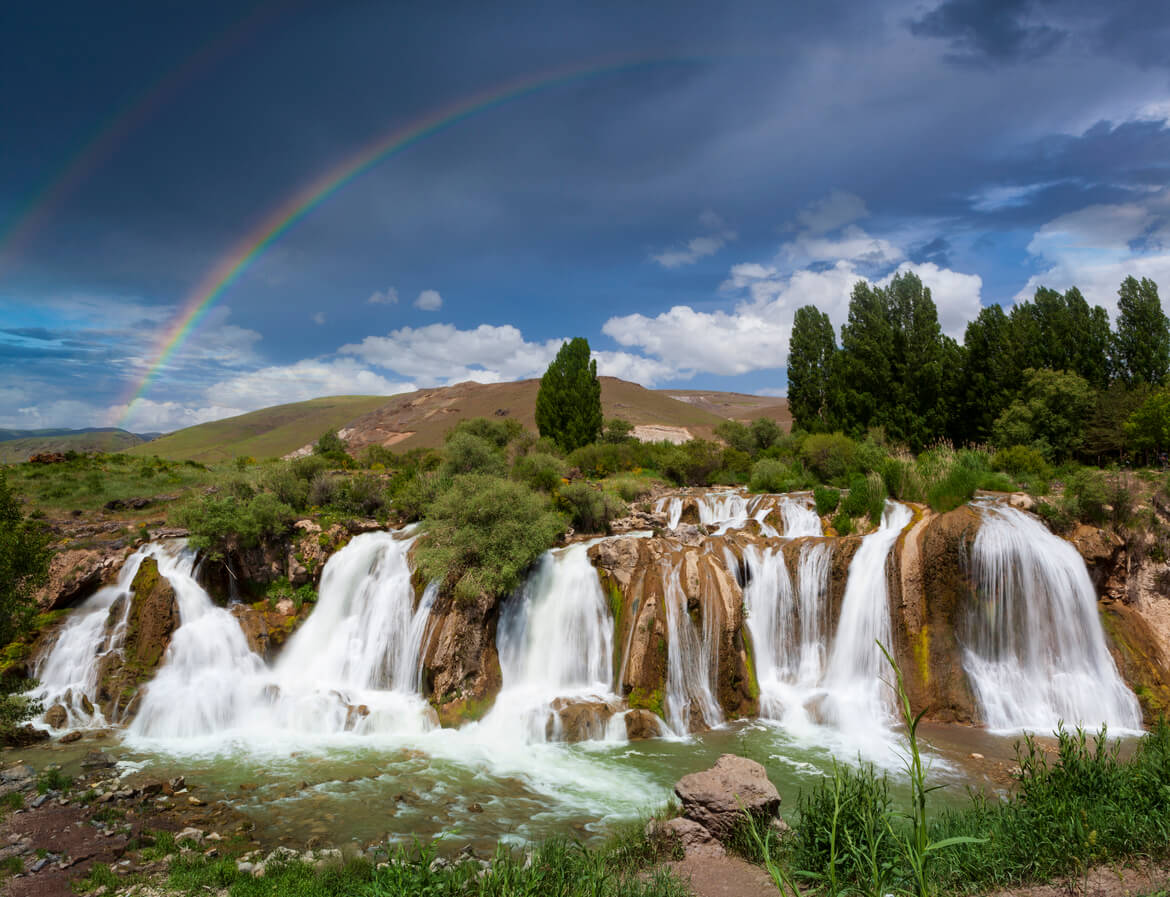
[
  {"left": 230, "top": 601, "right": 312, "bottom": 662},
  {"left": 547, "top": 697, "right": 622, "bottom": 742},
  {"left": 94, "top": 557, "right": 180, "bottom": 723},
  {"left": 421, "top": 590, "right": 502, "bottom": 727},
  {"left": 673, "top": 753, "right": 781, "bottom": 842},
  {"left": 623, "top": 708, "right": 662, "bottom": 740}
]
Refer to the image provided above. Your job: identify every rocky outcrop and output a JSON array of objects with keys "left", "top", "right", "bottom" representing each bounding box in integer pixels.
[
  {"left": 230, "top": 601, "right": 314, "bottom": 662},
  {"left": 420, "top": 591, "right": 502, "bottom": 727},
  {"left": 673, "top": 753, "right": 781, "bottom": 842},
  {"left": 93, "top": 558, "right": 180, "bottom": 723},
  {"left": 547, "top": 697, "right": 623, "bottom": 742},
  {"left": 36, "top": 547, "right": 129, "bottom": 611}
]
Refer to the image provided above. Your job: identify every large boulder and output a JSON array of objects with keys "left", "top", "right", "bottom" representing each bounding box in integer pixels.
[
  {"left": 421, "top": 590, "right": 502, "bottom": 727},
  {"left": 674, "top": 753, "right": 781, "bottom": 841},
  {"left": 94, "top": 557, "right": 180, "bottom": 722},
  {"left": 36, "top": 547, "right": 129, "bottom": 611}
]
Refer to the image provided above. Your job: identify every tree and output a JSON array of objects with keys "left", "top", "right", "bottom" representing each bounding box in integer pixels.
[
  {"left": 787, "top": 305, "right": 837, "bottom": 431},
  {"left": 749, "top": 417, "right": 781, "bottom": 452},
  {"left": 1124, "top": 388, "right": 1170, "bottom": 460},
  {"left": 1113, "top": 276, "right": 1169, "bottom": 387},
  {"left": 601, "top": 418, "right": 633, "bottom": 444},
  {"left": 535, "top": 337, "right": 602, "bottom": 451},
  {"left": 956, "top": 305, "right": 1014, "bottom": 444},
  {"left": 0, "top": 472, "right": 50, "bottom": 650},
  {"left": 1008, "top": 286, "right": 1111, "bottom": 388},
  {"left": 991, "top": 368, "right": 1093, "bottom": 460}
]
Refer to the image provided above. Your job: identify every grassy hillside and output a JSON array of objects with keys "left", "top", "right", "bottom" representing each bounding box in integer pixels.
[
  {"left": 124, "top": 395, "right": 392, "bottom": 463},
  {"left": 0, "top": 429, "right": 145, "bottom": 463},
  {"left": 342, "top": 377, "right": 732, "bottom": 452},
  {"left": 661, "top": 389, "right": 791, "bottom": 429}
]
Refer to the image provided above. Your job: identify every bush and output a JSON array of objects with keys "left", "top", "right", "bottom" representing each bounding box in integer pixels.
[
  {"left": 440, "top": 432, "right": 507, "bottom": 479},
  {"left": 831, "top": 510, "right": 852, "bottom": 535},
  {"left": 334, "top": 474, "right": 387, "bottom": 517},
  {"left": 308, "top": 472, "right": 338, "bottom": 508},
  {"left": 660, "top": 440, "right": 724, "bottom": 486},
  {"left": 569, "top": 442, "right": 638, "bottom": 478},
  {"left": 602, "top": 418, "right": 634, "bottom": 444},
  {"left": 750, "top": 417, "right": 782, "bottom": 452},
  {"left": 880, "top": 457, "right": 922, "bottom": 501},
  {"left": 291, "top": 454, "right": 330, "bottom": 482},
  {"left": 173, "top": 493, "right": 296, "bottom": 560},
  {"left": 813, "top": 486, "right": 839, "bottom": 516},
  {"left": 415, "top": 476, "right": 567, "bottom": 601},
  {"left": 926, "top": 465, "right": 980, "bottom": 513},
  {"left": 801, "top": 432, "right": 857, "bottom": 483},
  {"left": 749, "top": 458, "right": 790, "bottom": 493},
  {"left": 314, "top": 430, "right": 347, "bottom": 456},
  {"left": 1062, "top": 468, "right": 1109, "bottom": 525},
  {"left": 715, "top": 420, "right": 755, "bottom": 455},
  {"left": 391, "top": 471, "right": 451, "bottom": 522},
  {"left": 992, "top": 445, "right": 1053, "bottom": 482},
  {"left": 558, "top": 482, "right": 629, "bottom": 533},
  {"left": 720, "top": 447, "right": 753, "bottom": 478},
  {"left": 512, "top": 452, "right": 568, "bottom": 492},
  {"left": 841, "top": 472, "right": 886, "bottom": 523},
  {"left": 447, "top": 416, "right": 525, "bottom": 448},
  {"left": 605, "top": 475, "right": 654, "bottom": 503},
  {"left": 260, "top": 465, "right": 310, "bottom": 510}
]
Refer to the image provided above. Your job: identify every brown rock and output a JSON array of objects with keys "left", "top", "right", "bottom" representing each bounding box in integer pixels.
[
  {"left": 421, "top": 590, "right": 502, "bottom": 727},
  {"left": 59, "top": 731, "right": 83, "bottom": 744},
  {"left": 654, "top": 816, "right": 725, "bottom": 858},
  {"left": 674, "top": 754, "right": 781, "bottom": 841},
  {"left": 36, "top": 548, "right": 128, "bottom": 611},
  {"left": 44, "top": 704, "right": 67, "bottom": 729},
  {"left": 547, "top": 698, "right": 621, "bottom": 742},
  {"left": 624, "top": 709, "right": 663, "bottom": 740}
]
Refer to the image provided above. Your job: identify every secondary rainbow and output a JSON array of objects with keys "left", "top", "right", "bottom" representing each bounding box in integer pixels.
[
  {"left": 0, "top": 1, "right": 283, "bottom": 273},
  {"left": 117, "top": 52, "right": 722, "bottom": 427}
]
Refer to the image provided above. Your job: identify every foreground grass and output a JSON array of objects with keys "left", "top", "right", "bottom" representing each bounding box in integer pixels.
[{"left": 155, "top": 836, "right": 687, "bottom": 897}]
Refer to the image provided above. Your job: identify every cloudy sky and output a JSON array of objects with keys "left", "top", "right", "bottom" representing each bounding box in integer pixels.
[{"left": 2, "top": 0, "right": 1169, "bottom": 432}]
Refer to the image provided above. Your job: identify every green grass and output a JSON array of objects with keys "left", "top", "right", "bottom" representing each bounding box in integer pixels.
[
  {"left": 124, "top": 396, "right": 393, "bottom": 463},
  {"left": 0, "top": 429, "right": 144, "bottom": 463},
  {"left": 159, "top": 836, "right": 688, "bottom": 897}
]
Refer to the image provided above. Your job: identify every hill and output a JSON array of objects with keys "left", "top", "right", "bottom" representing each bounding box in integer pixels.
[
  {"left": 661, "top": 389, "right": 791, "bottom": 428},
  {"left": 0, "top": 428, "right": 145, "bottom": 463},
  {"left": 341, "top": 377, "right": 735, "bottom": 453},
  {"left": 123, "top": 396, "right": 392, "bottom": 463}
]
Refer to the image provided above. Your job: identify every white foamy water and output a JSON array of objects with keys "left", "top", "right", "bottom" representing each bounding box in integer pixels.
[
  {"left": 661, "top": 563, "right": 723, "bottom": 735},
  {"left": 29, "top": 547, "right": 150, "bottom": 728},
  {"left": 473, "top": 541, "right": 623, "bottom": 744},
  {"left": 778, "top": 497, "right": 822, "bottom": 538},
  {"left": 964, "top": 504, "right": 1142, "bottom": 733},
  {"left": 654, "top": 497, "right": 684, "bottom": 530}
]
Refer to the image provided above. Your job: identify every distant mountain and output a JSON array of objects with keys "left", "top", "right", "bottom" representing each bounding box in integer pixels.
[
  {"left": 113, "top": 381, "right": 791, "bottom": 463},
  {"left": 0, "top": 428, "right": 147, "bottom": 463}
]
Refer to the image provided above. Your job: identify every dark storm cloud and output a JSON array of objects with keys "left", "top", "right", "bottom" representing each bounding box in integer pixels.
[
  {"left": 911, "top": 237, "right": 953, "bottom": 268},
  {"left": 908, "top": 0, "right": 1065, "bottom": 63}
]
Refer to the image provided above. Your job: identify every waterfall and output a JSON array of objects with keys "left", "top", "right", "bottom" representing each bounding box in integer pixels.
[
  {"left": 697, "top": 492, "right": 750, "bottom": 534},
  {"left": 741, "top": 541, "right": 831, "bottom": 721},
  {"left": 655, "top": 497, "right": 683, "bottom": 530},
  {"left": 475, "top": 542, "right": 621, "bottom": 743},
  {"left": 661, "top": 563, "right": 723, "bottom": 735},
  {"left": 29, "top": 548, "right": 150, "bottom": 728},
  {"left": 779, "top": 497, "right": 822, "bottom": 538},
  {"left": 964, "top": 504, "right": 1142, "bottom": 732},
  {"left": 129, "top": 543, "right": 267, "bottom": 738},
  {"left": 821, "top": 501, "right": 913, "bottom": 734}
]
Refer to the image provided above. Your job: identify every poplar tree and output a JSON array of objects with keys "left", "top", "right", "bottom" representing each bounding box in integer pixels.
[
  {"left": 1113, "top": 276, "right": 1169, "bottom": 387},
  {"left": 787, "top": 305, "right": 837, "bottom": 431},
  {"left": 535, "top": 337, "right": 603, "bottom": 451}
]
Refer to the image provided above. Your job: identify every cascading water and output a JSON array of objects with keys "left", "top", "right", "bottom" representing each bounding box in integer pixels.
[
  {"left": 779, "top": 497, "right": 822, "bottom": 538},
  {"left": 130, "top": 543, "right": 267, "bottom": 738},
  {"left": 474, "top": 542, "right": 622, "bottom": 743},
  {"left": 697, "top": 492, "right": 750, "bottom": 535},
  {"left": 820, "top": 501, "right": 913, "bottom": 739},
  {"left": 661, "top": 564, "right": 723, "bottom": 735},
  {"left": 964, "top": 504, "right": 1142, "bottom": 732},
  {"left": 29, "top": 547, "right": 150, "bottom": 728},
  {"left": 654, "top": 497, "right": 683, "bottom": 530}
]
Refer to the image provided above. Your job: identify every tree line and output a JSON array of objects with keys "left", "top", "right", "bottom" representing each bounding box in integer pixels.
[{"left": 787, "top": 273, "right": 1170, "bottom": 461}]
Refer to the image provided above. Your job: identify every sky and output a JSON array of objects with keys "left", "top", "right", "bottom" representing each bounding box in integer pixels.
[{"left": 2, "top": 0, "right": 1169, "bottom": 434}]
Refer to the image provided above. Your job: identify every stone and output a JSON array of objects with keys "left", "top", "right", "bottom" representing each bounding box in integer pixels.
[
  {"left": 624, "top": 709, "right": 662, "bottom": 741},
  {"left": 654, "top": 816, "right": 725, "bottom": 858},
  {"left": 177, "top": 828, "right": 204, "bottom": 844},
  {"left": 81, "top": 751, "right": 114, "bottom": 769},
  {"left": 59, "top": 731, "right": 83, "bottom": 744},
  {"left": 674, "top": 754, "right": 781, "bottom": 841},
  {"left": 274, "top": 598, "right": 295, "bottom": 616},
  {"left": 44, "top": 704, "right": 68, "bottom": 729},
  {"left": 1008, "top": 492, "right": 1035, "bottom": 512}
]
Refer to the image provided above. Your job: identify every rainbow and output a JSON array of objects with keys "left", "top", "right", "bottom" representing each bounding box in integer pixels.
[
  {"left": 0, "top": 1, "right": 283, "bottom": 273},
  {"left": 117, "top": 52, "right": 722, "bottom": 427}
]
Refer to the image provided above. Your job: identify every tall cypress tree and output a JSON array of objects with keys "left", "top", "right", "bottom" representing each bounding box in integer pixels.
[
  {"left": 787, "top": 305, "right": 837, "bottom": 431},
  {"left": 535, "top": 337, "right": 602, "bottom": 451},
  {"left": 1113, "top": 276, "right": 1169, "bottom": 387}
]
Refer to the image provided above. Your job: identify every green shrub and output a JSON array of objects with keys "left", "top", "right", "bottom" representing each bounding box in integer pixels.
[
  {"left": 291, "top": 454, "right": 330, "bottom": 482},
  {"left": 749, "top": 458, "right": 789, "bottom": 493},
  {"left": 721, "top": 447, "right": 753, "bottom": 478},
  {"left": 926, "top": 465, "right": 980, "bottom": 513},
  {"left": 558, "top": 482, "right": 628, "bottom": 533},
  {"left": 992, "top": 445, "right": 1054, "bottom": 481},
  {"left": 831, "top": 510, "right": 852, "bottom": 535},
  {"left": 391, "top": 471, "right": 451, "bottom": 522},
  {"left": 173, "top": 493, "right": 295, "bottom": 560},
  {"left": 569, "top": 442, "right": 638, "bottom": 477},
  {"left": 840, "top": 473, "right": 870, "bottom": 517},
  {"left": 880, "top": 457, "right": 923, "bottom": 501},
  {"left": 602, "top": 418, "right": 634, "bottom": 444},
  {"left": 314, "top": 430, "right": 347, "bottom": 456},
  {"left": 446, "top": 416, "right": 525, "bottom": 448},
  {"left": 308, "top": 472, "right": 338, "bottom": 508},
  {"left": 715, "top": 420, "right": 755, "bottom": 454},
  {"left": 813, "top": 486, "right": 839, "bottom": 515},
  {"left": 512, "top": 452, "right": 568, "bottom": 492},
  {"left": 260, "top": 465, "right": 310, "bottom": 510},
  {"left": 660, "top": 440, "right": 724, "bottom": 486},
  {"left": 605, "top": 476, "right": 654, "bottom": 503},
  {"left": 415, "top": 476, "right": 567, "bottom": 602},
  {"left": 1062, "top": 468, "right": 1109, "bottom": 525},
  {"left": 334, "top": 474, "right": 387, "bottom": 517},
  {"left": 801, "top": 432, "right": 857, "bottom": 483},
  {"left": 750, "top": 417, "right": 782, "bottom": 452},
  {"left": 440, "top": 432, "right": 507, "bottom": 479}
]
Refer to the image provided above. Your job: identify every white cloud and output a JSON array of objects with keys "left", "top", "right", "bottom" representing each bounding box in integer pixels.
[
  {"left": 312, "top": 312, "right": 326, "bottom": 325},
  {"left": 341, "top": 322, "right": 563, "bottom": 386},
  {"left": 1014, "top": 189, "right": 1170, "bottom": 313},
  {"left": 651, "top": 211, "right": 737, "bottom": 268},
  {"left": 414, "top": 289, "right": 443, "bottom": 311},
  {"left": 367, "top": 287, "right": 399, "bottom": 305},
  {"left": 970, "top": 182, "right": 1061, "bottom": 213},
  {"left": 592, "top": 350, "right": 683, "bottom": 386}
]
